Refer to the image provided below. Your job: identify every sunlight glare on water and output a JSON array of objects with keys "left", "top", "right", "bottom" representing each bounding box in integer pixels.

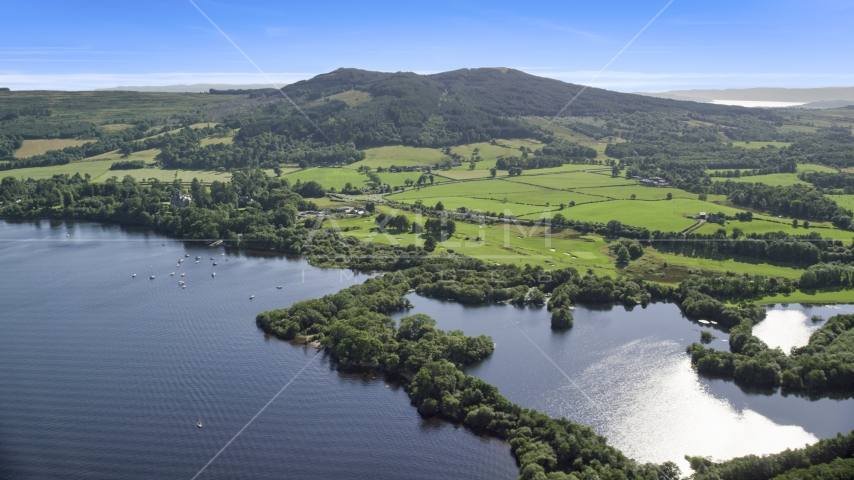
[
  {"left": 557, "top": 338, "right": 818, "bottom": 471},
  {"left": 752, "top": 310, "right": 821, "bottom": 354}
]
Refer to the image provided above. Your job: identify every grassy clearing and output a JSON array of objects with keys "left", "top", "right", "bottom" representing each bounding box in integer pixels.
[
  {"left": 2, "top": 152, "right": 229, "bottom": 183},
  {"left": 13, "top": 139, "right": 94, "bottom": 158},
  {"left": 449, "top": 139, "right": 542, "bottom": 162},
  {"left": 99, "top": 123, "right": 134, "bottom": 132},
  {"left": 506, "top": 172, "right": 636, "bottom": 189},
  {"left": 359, "top": 145, "right": 448, "bottom": 169},
  {"left": 574, "top": 185, "right": 726, "bottom": 202},
  {"left": 712, "top": 173, "right": 809, "bottom": 187},
  {"left": 827, "top": 195, "right": 854, "bottom": 212},
  {"left": 322, "top": 206, "right": 814, "bottom": 280},
  {"left": 522, "top": 117, "right": 595, "bottom": 144},
  {"left": 694, "top": 217, "right": 854, "bottom": 241},
  {"left": 549, "top": 199, "right": 701, "bottom": 231},
  {"left": 283, "top": 168, "right": 365, "bottom": 188},
  {"left": 731, "top": 141, "right": 792, "bottom": 149},
  {"left": 799, "top": 163, "right": 838, "bottom": 173},
  {"left": 752, "top": 288, "right": 854, "bottom": 305},
  {"left": 0, "top": 90, "right": 241, "bottom": 126},
  {"left": 310, "top": 90, "right": 372, "bottom": 107},
  {"left": 778, "top": 124, "right": 818, "bottom": 133},
  {"left": 200, "top": 136, "right": 234, "bottom": 146}
]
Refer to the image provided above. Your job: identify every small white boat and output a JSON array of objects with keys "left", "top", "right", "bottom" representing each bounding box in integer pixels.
[
  {"left": 66, "top": 234, "right": 70, "bottom": 237},
  {"left": 210, "top": 257, "right": 214, "bottom": 260},
  {"left": 132, "top": 274, "right": 137, "bottom": 278},
  {"left": 185, "top": 254, "right": 190, "bottom": 257},
  {"left": 196, "top": 256, "right": 201, "bottom": 260},
  {"left": 182, "top": 285, "right": 186, "bottom": 289},
  {"left": 698, "top": 320, "right": 711, "bottom": 325},
  {"left": 221, "top": 253, "right": 224, "bottom": 256},
  {"left": 277, "top": 286, "right": 283, "bottom": 290},
  {"left": 171, "top": 272, "right": 175, "bottom": 276},
  {"left": 213, "top": 262, "right": 217, "bottom": 266},
  {"left": 197, "top": 419, "right": 202, "bottom": 428},
  {"left": 211, "top": 273, "right": 216, "bottom": 277},
  {"left": 178, "top": 281, "right": 185, "bottom": 285},
  {"left": 195, "top": 261, "right": 199, "bottom": 264},
  {"left": 181, "top": 273, "right": 185, "bottom": 277},
  {"left": 150, "top": 275, "right": 155, "bottom": 279},
  {"left": 249, "top": 295, "right": 255, "bottom": 299},
  {"left": 179, "top": 259, "right": 183, "bottom": 263}
]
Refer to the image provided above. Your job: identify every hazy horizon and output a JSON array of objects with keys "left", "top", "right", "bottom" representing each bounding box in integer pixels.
[{"left": 3, "top": 0, "right": 854, "bottom": 92}]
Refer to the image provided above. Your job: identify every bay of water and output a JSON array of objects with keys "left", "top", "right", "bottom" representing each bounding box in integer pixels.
[
  {"left": 0, "top": 220, "right": 517, "bottom": 479},
  {"left": 391, "top": 296, "right": 854, "bottom": 471}
]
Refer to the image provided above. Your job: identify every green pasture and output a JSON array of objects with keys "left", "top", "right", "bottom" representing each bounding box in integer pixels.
[
  {"left": 731, "top": 141, "right": 791, "bottom": 149},
  {"left": 799, "top": 163, "right": 838, "bottom": 173},
  {"left": 3, "top": 147, "right": 230, "bottom": 183},
  {"left": 99, "top": 123, "right": 134, "bottom": 132},
  {"left": 693, "top": 216, "right": 853, "bottom": 241},
  {"left": 13, "top": 139, "right": 94, "bottom": 158},
  {"left": 200, "top": 136, "right": 234, "bottom": 146},
  {"left": 449, "top": 139, "right": 542, "bottom": 162},
  {"left": 552, "top": 199, "right": 714, "bottom": 232},
  {"left": 712, "top": 173, "right": 809, "bottom": 187},
  {"left": 359, "top": 145, "right": 448, "bottom": 169},
  {"left": 752, "top": 288, "right": 854, "bottom": 305},
  {"left": 321, "top": 206, "right": 817, "bottom": 280},
  {"left": 827, "top": 195, "right": 854, "bottom": 212},
  {"left": 778, "top": 124, "right": 818, "bottom": 133},
  {"left": 522, "top": 117, "right": 594, "bottom": 144},
  {"left": 310, "top": 90, "right": 372, "bottom": 107},
  {"left": 574, "top": 185, "right": 726, "bottom": 202},
  {"left": 506, "top": 172, "right": 635, "bottom": 189}
]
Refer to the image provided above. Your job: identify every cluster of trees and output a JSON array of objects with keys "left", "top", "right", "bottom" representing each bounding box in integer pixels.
[
  {"left": 800, "top": 171, "right": 854, "bottom": 190},
  {"left": 689, "top": 430, "right": 854, "bottom": 480},
  {"left": 0, "top": 133, "right": 23, "bottom": 158},
  {"left": 109, "top": 160, "right": 146, "bottom": 170},
  {"left": 255, "top": 264, "right": 677, "bottom": 479},
  {"left": 727, "top": 184, "right": 851, "bottom": 222},
  {"left": 495, "top": 154, "right": 599, "bottom": 171},
  {"left": 688, "top": 313, "right": 854, "bottom": 393},
  {"left": 651, "top": 230, "right": 854, "bottom": 266}
]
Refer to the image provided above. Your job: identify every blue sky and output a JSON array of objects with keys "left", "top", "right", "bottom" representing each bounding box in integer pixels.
[{"left": 2, "top": 0, "right": 853, "bottom": 91}]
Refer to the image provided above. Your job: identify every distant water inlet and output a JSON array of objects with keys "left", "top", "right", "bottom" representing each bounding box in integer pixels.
[
  {"left": 393, "top": 297, "right": 854, "bottom": 471},
  {"left": 752, "top": 308, "right": 823, "bottom": 353}
]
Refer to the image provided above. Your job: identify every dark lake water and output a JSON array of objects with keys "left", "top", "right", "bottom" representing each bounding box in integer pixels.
[
  {"left": 0, "top": 220, "right": 518, "bottom": 480},
  {"left": 391, "top": 296, "right": 854, "bottom": 471}
]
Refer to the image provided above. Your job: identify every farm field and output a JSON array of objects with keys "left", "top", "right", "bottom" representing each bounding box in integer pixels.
[
  {"left": 573, "top": 185, "right": 727, "bottom": 202},
  {"left": 2, "top": 155, "right": 230, "bottom": 183},
  {"left": 98, "top": 123, "right": 134, "bottom": 132},
  {"left": 522, "top": 117, "right": 595, "bottom": 144},
  {"left": 751, "top": 288, "right": 854, "bottom": 305},
  {"left": 310, "top": 90, "right": 372, "bottom": 107},
  {"left": 320, "top": 206, "right": 817, "bottom": 280},
  {"left": 693, "top": 216, "right": 854, "bottom": 241},
  {"left": 730, "top": 141, "right": 791, "bottom": 149},
  {"left": 200, "top": 136, "right": 234, "bottom": 146},
  {"left": 799, "top": 163, "right": 838, "bottom": 173},
  {"left": 506, "top": 172, "right": 636, "bottom": 189},
  {"left": 359, "top": 145, "right": 448, "bottom": 168},
  {"left": 827, "top": 195, "right": 854, "bottom": 212},
  {"left": 711, "top": 173, "right": 809, "bottom": 186},
  {"left": 546, "top": 199, "right": 702, "bottom": 231},
  {"left": 13, "top": 139, "right": 94, "bottom": 158}
]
